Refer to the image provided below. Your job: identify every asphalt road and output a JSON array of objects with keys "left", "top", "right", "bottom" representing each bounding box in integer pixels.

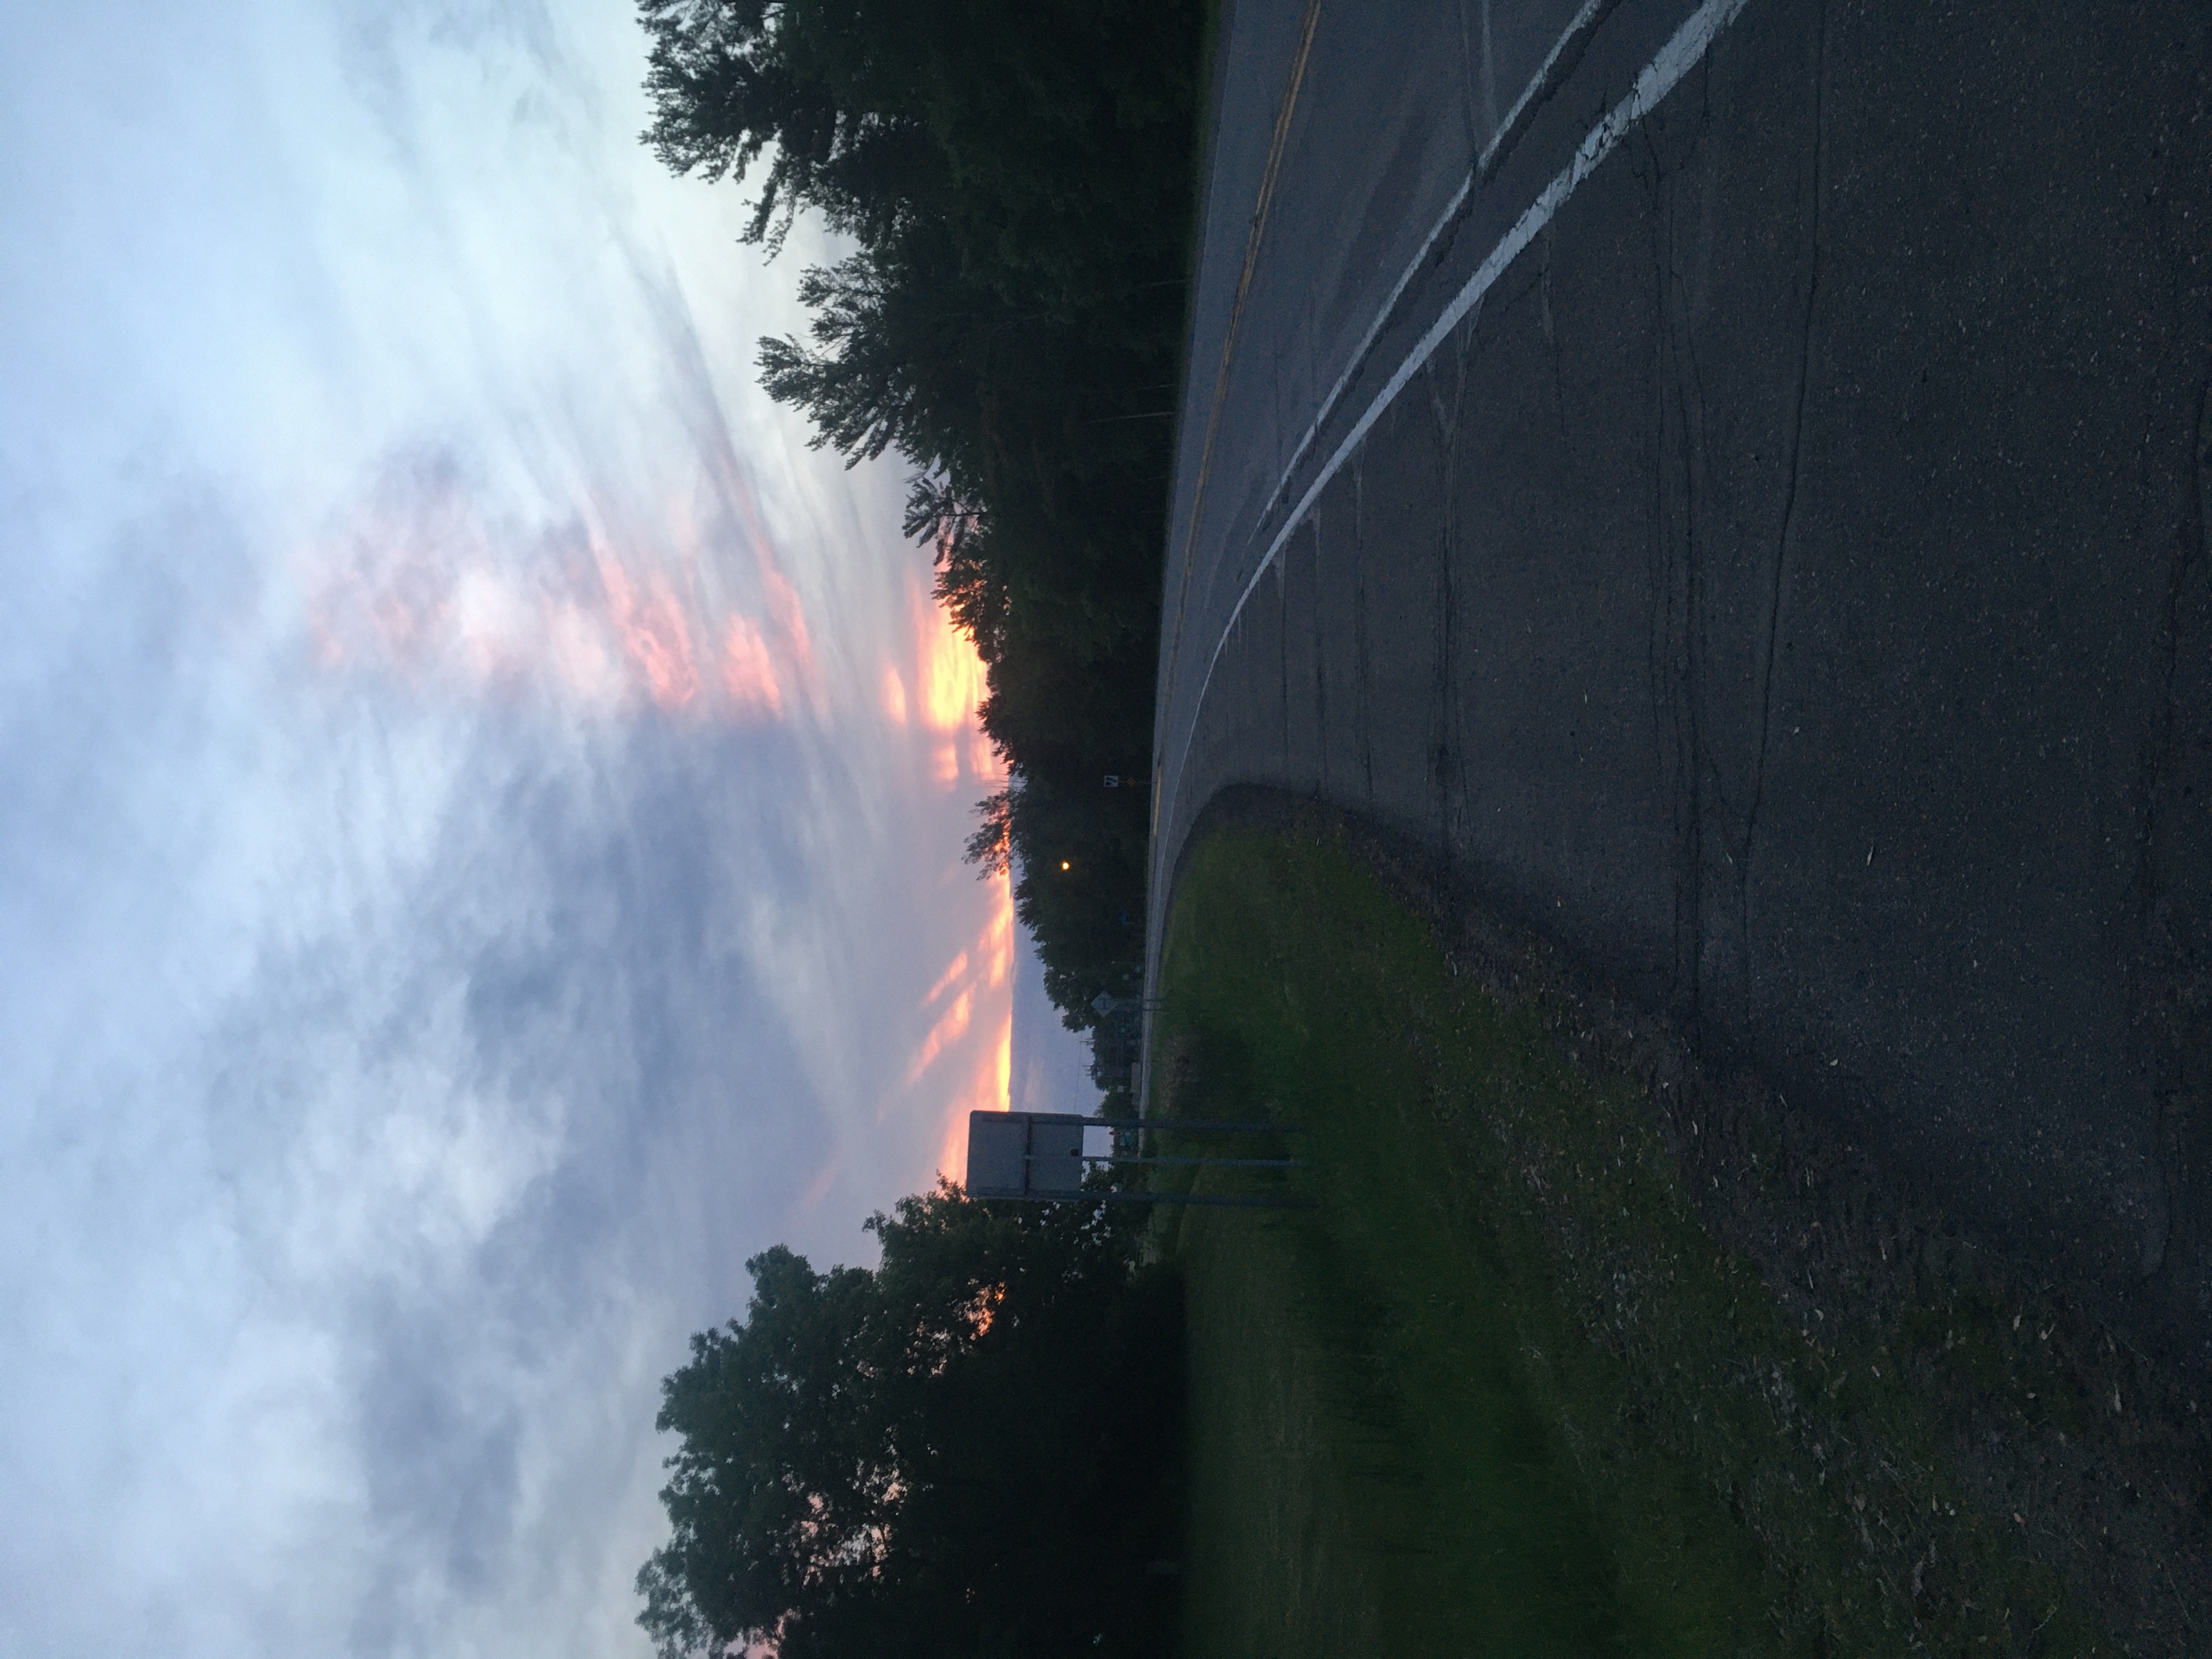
[{"left": 1147, "top": 0, "right": 2212, "bottom": 1365}]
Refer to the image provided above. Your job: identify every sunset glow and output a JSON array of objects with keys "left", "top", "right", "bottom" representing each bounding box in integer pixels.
[
  {"left": 915, "top": 587, "right": 988, "bottom": 734},
  {"left": 928, "top": 864, "right": 1016, "bottom": 1183},
  {"left": 979, "top": 882, "right": 1014, "bottom": 989},
  {"left": 307, "top": 478, "right": 1023, "bottom": 1200},
  {"left": 891, "top": 562, "right": 1019, "bottom": 1184},
  {"left": 1, "top": 4, "right": 1091, "bottom": 1649},
  {"left": 599, "top": 555, "right": 701, "bottom": 709},
  {"left": 922, "top": 952, "right": 970, "bottom": 1006},
  {"left": 720, "top": 613, "right": 783, "bottom": 716},
  {"left": 301, "top": 471, "right": 821, "bottom": 723},
  {"left": 907, "top": 989, "right": 974, "bottom": 1084},
  {"left": 874, "top": 569, "right": 1019, "bottom": 1186},
  {"left": 969, "top": 730, "right": 1002, "bottom": 782},
  {"left": 760, "top": 563, "right": 817, "bottom": 698}
]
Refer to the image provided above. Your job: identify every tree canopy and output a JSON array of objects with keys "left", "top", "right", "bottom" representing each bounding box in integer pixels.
[
  {"left": 636, "top": 1185, "right": 1182, "bottom": 1658},
  {"left": 639, "top": 0, "right": 1205, "bottom": 1038}
]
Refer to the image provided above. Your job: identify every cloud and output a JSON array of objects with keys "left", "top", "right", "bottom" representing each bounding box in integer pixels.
[
  {"left": 1, "top": 490, "right": 1007, "bottom": 1659},
  {"left": 0, "top": 0, "right": 1045, "bottom": 1655}
]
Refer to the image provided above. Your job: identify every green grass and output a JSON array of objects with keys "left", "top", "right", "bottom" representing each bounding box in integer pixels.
[{"left": 1152, "top": 826, "right": 2111, "bottom": 1658}]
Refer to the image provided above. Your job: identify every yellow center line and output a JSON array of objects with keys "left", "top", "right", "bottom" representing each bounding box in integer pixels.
[{"left": 1156, "top": 0, "right": 1324, "bottom": 811}]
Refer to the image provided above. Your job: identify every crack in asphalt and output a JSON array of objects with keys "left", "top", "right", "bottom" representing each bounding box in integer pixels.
[
  {"left": 1277, "top": 518, "right": 1291, "bottom": 783},
  {"left": 1312, "top": 512, "right": 1330, "bottom": 801},
  {"left": 1650, "top": 133, "right": 1708, "bottom": 1034},
  {"left": 1742, "top": 0, "right": 1829, "bottom": 1003},
  {"left": 1456, "top": 0, "right": 1488, "bottom": 161},
  {"left": 2131, "top": 374, "right": 2211, "bottom": 1283},
  {"left": 1429, "top": 318, "right": 1474, "bottom": 859},
  {"left": 1541, "top": 224, "right": 1572, "bottom": 444},
  {"left": 1352, "top": 452, "right": 1374, "bottom": 802},
  {"left": 1667, "top": 111, "right": 1725, "bottom": 1014},
  {"left": 1149, "top": 0, "right": 2212, "bottom": 1475}
]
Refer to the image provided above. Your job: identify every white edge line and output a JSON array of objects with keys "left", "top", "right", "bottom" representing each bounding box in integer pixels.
[
  {"left": 1159, "top": 0, "right": 1752, "bottom": 888},
  {"left": 1483, "top": 0, "right": 1613, "bottom": 174},
  {"left": 1265, "top": 176, "right": 1471, "bottom": 515},
  {"left": 1265, "top": 0, "right": 1609, "bottom": 531}
]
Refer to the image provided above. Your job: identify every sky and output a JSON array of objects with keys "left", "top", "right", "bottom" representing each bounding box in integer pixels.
[{"left": 0, "top": 1, "right": 1096, "bottom": 1654}]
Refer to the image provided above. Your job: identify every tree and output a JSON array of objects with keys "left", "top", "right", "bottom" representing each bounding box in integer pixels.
[
  {"left": 638, "top": 0, "right": 1203, "bottom": 1047},
  {"left": 636, "top": 1184, "right": 1182, "bottom": 1659}
]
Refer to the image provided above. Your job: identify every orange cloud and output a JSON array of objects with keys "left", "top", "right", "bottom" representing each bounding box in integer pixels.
[
  {"left": 299, "top": 458, "right": 827, "bottom": 725},
  {"left": 598, "top": 556, "right": 700, "bottom": 710},
  {"left": 695, "top": 440, "right": 816, "bottom": 699},
  {"left": 907, "top": 989, "right": 974, "bottom": 1085},
  {"left": 939, "top": 1002, "right": 1014, "bottom": 1186},
  {"left": 940, "top": 1112, "right": 970, "bottom": 1189},
  {"left": 915, "top": 589, "right": 987, "bottom": 733},
  {"left": 922, "top": 951, "right": 969, "bottom": 1007},
  {"left": 721, "top": 613, "right": 783, "bottom": 717},
  {"left": 988, "top": 1006, "right": 1012, "bottom": 1110},
  {"left": 932, "top": 866, "right": 1015, "bottom": 1183},
  {"left": 760, "top": 563, "right": 817, "bottom": 703},
  {"left": 301, "top": 471, "right": 487, "bottom": 684},
  {"left": 968, "top": 730, "right": 1003, "bottom": 783},
  {"left": 980, "top": 887, "right": 1014, "bottom": 990},
  {"left": 880, "top": 664, "right": 909, "bottom": 726}
]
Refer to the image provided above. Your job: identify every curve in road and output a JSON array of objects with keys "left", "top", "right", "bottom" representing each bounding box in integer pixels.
[{"left": 1146, "top": 0, "right": 2212, "bottom": 1367}]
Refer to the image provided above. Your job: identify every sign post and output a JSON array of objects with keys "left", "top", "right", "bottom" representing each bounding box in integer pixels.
[{"left": 964, "top": 1111, "right": 1307, "bottom": 1209}]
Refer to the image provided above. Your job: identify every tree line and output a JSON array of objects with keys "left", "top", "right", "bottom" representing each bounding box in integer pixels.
[
  {"left": 638, "top": 0, "right": 1208, "bottom": 1038},
  {"left": 635, "top": 1186, "right": 1183, "bottom": 1658}
]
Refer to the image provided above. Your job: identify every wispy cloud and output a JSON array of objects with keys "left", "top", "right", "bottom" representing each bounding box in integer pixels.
[{"left": 0, "top": 1, "right": 1041, "bottom": 1655}]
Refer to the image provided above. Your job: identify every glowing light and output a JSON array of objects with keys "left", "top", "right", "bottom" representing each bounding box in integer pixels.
[
  {"left": 933, "top": 741, "right": 961, "bottom": 786},
  {"left": 965, "top": 1283, "right": 1006, "bottom": 1338},
  {"left": 915, "top": 590, "right": 986, "bottom": 733}
]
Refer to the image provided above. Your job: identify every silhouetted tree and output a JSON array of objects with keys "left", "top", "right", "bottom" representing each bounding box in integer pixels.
[
  {"left": 639, "top": 0, "right": 1204, "bottom": 1037},
  {"left": 636, "top": 1184, "right": 1182, "bottom": 1659}
]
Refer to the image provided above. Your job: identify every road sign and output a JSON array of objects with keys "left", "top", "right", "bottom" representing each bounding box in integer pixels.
[{"left": 964, "top": 1112, "right": 1308, "bottom": 1208}]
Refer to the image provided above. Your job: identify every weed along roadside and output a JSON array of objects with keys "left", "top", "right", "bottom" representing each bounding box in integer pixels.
[{"left": 1147, "top": 815, "right": 2200, "bottom": 1657}]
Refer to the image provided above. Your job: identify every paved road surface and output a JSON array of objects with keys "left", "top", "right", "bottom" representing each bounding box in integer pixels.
[{"left": 1147, "top": 0, "right": 2212, "bottom": 1364}]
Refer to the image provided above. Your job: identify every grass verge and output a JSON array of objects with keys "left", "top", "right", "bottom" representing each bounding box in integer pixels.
[{"left": 1153, "top": 823, "right": 2124, "bottom": 1657}]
